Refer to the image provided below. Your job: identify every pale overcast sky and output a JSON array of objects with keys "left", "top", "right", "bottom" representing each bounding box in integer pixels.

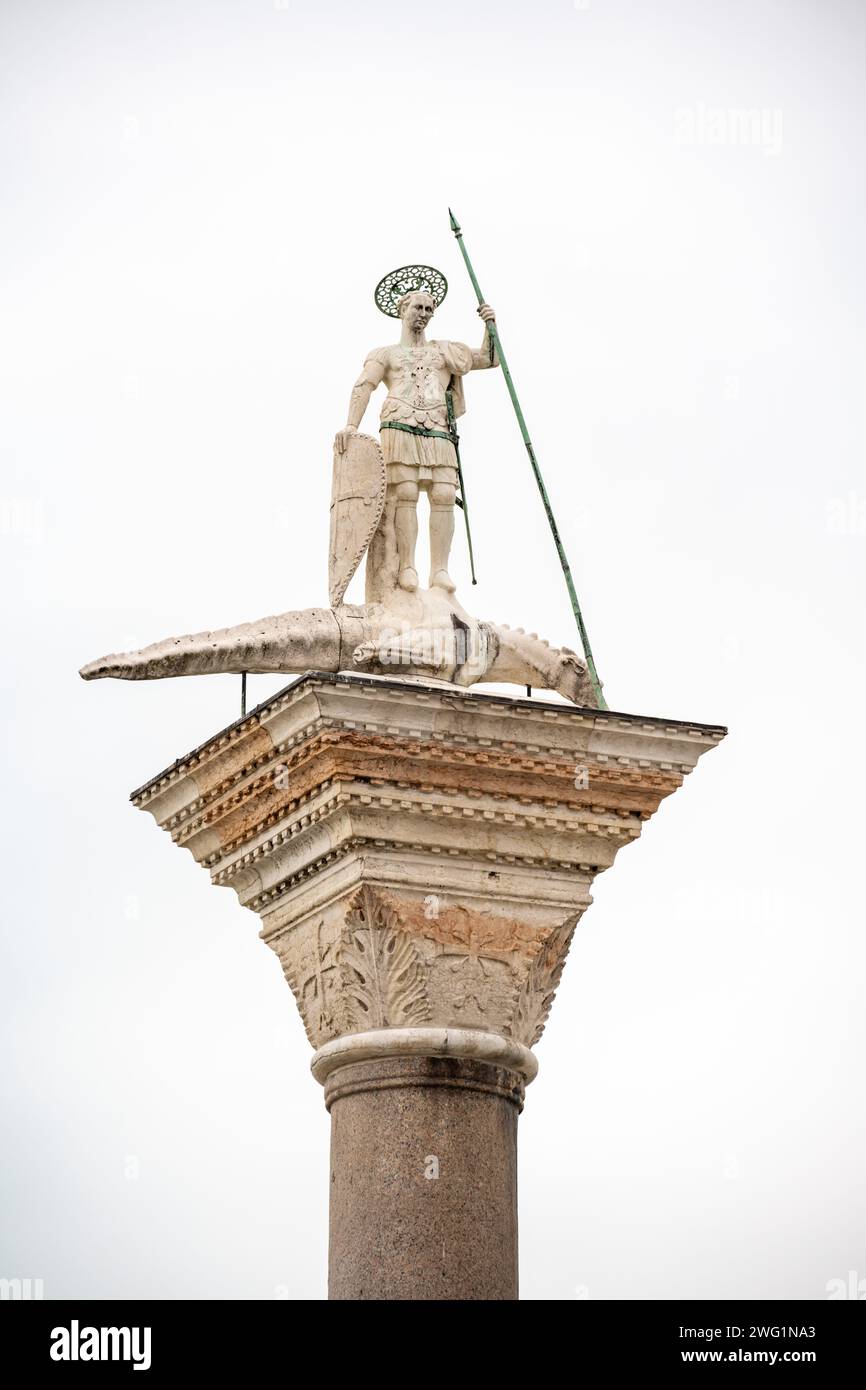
[{"left": 2, "top": 0, "right": 864, "bottom": 1299}]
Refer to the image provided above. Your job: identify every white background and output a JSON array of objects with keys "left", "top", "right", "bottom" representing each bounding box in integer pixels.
[{"left": 2, "top": 0, "right": 864, "bottom": 1299}]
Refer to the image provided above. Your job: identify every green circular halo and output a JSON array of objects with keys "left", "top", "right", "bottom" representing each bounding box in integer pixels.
[{"left": 374, "top": 265, "right": 448, "bottom": 318}]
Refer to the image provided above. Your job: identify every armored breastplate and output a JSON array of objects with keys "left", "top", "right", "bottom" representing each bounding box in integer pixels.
[{"left": 382, "top": 346, "right": 449, "bottom": 427}]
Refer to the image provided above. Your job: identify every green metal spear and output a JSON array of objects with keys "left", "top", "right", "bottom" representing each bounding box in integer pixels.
[{"left": 448, "top": 208, "right": 608, "bottom": 709}]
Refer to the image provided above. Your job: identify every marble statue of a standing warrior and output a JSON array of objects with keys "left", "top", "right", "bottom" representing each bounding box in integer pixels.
[{"left": 335, "top": 291, "right": 498, "bottom": 599}]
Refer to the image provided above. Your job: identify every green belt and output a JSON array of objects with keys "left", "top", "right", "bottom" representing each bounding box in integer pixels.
[{"left": 380, "top": 421, "right": 455, "bottom": 444}]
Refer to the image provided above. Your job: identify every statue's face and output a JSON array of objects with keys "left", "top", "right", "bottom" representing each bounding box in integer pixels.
[{"left": 402, "top": 293, "right": 435, "bottom": 332}]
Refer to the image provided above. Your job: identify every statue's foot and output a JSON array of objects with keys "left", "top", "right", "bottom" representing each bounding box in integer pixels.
[
  {"left": 398, "top": 566, "right": 419, "bottom": 592},
  {"left": 430, "top": 569, "right": 456, "bottom": 593}
]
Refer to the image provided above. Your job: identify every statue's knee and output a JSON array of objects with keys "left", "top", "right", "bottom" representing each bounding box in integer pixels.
[
  {"left": 430, "top": 484, "right": 455, "bottom": 508},
  {"left": 394, "top": 482, "right": 418, "bottom": 503}
]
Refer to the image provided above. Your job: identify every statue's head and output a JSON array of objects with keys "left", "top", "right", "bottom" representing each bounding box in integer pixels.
[{"left": 397, "top": 291, "right": 436, "bottom": 333}]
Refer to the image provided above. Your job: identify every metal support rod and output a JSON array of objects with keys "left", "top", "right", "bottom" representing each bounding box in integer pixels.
[{"left": 446, "top": 388, "right": 477, "bottom": 584}]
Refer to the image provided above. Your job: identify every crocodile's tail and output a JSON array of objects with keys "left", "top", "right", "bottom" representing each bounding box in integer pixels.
[{"left": 80, "top": 608, "right": 343, "bottom": 681}]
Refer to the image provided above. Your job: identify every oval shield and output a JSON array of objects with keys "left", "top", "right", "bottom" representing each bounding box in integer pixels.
[{"left": 328, "top": 432, "right": 386, "bottom": 607}]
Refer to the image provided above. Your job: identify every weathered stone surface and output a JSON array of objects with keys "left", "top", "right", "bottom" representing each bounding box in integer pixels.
[
  {"left": 132, "top": 672, "right": 725, "bottom": 1055},
  {"left": 311, "top": 1027, "right": 538, "bottom": 1085},
  {"left": 80, "top": 598, "right": 598, "bottom": 704},
  {"left": 326, "top": 1054, "right": 521, "bottom": 1301}
]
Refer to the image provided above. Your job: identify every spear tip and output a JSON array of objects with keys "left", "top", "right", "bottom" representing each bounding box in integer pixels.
[{"left": 448, "top": 207, "right": 461, "bottom": 234}]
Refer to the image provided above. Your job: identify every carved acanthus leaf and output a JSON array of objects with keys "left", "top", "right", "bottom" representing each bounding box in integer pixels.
[
  {"left": 339, "top": 886, "right": 431, "bottom": 1031},
  {"left": 511, "top": 913, "right": 581, "bottom": 1047}
]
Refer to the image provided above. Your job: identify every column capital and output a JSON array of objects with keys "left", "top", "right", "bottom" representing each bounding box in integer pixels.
[{"left": 133, "top": 673, "right": 725, "bottom": 1075}]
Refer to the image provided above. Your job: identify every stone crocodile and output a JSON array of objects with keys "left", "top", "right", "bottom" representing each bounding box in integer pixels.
[{"left": 79, "top": 594, "right": 600, "bottom": 707}]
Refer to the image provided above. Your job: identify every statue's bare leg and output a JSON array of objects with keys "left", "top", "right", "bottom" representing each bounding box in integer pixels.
[
  {"left": 429, "top": 481, "right": 456, "bottom": 592},
  {"left": 394, "top": 480, "right": 419, "bottom": 591}
]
